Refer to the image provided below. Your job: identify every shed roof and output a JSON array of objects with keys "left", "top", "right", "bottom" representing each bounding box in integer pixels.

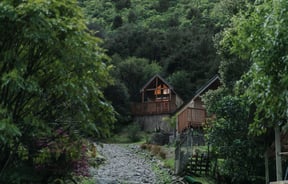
[
  {"left": 176, "top": 75, "right": 221, "bottom": 114},
  {"left": 193, "top": 75, "right": 220, "bottom": 99}
]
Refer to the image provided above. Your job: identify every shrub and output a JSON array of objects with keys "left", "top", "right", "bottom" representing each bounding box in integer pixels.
[
  {"left": 127, "top": 123, "right": 142, "bottom": 142},
  {"left": 144, "top": 134, "right": 152, "bottom": 144},
  {"left": 140, "top": 143, "right": 148, "bottom": 150},
  {"left": 146, "top": 144, "right": 152, "bottom": 151},
  {"left": 159, "top": 150, "right": 166, "bottom": 159},
  {"left": 32, "top": 135, "right": 91, "bottom": 181},
  {"left": 151, "top": 145, "right": 161, "bottom": 155}
]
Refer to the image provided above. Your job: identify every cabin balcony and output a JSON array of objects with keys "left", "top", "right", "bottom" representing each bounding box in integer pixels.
[{"left": 131, "top": 101, "right": 177, "bottom": 116}]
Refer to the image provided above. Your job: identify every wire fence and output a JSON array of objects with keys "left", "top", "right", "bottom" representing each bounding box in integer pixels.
[
  {"left": 174, "top": 129, "right": 193, "bottom": 175},
  {"left": 174, "top": 128, "right": 207, "bottom": 175}
]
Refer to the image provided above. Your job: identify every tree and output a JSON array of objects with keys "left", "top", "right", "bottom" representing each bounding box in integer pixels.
[
  {"left": 112, "top": 15, "right": 123, "bottom": 29},
  {"left": 156, "top": 0, "right": 170, "bottom": 12},
  {"left": 235, "top": 0, "right": 288, "bottom": 133},
  {"left": 104, "top": 82, "right": 131, "bottom": 126},
  {"left": 83, "top": 0, "right": 221, "bottom": 100},
  {"left": 167, "top": 71, "right": 193, "bottom": 102},
  {"left": 213, "top": 32, "right": 251, "bottom": 90},
  {"left": 0, "top": 0, "right": 115, "bottom": 183},
  {"left": 211, "top": 0, "right": 256, "bottom": 28},
  {"left": 128, "top": 10, "right": 137, "bottom": 23},
  {"left": 204, "top": 94, "right": 265, "bottom": 183},
  {"left": 111, "top": 56, "right": 163, "bottom": 102},
  {"left": 213, "top": 0, "right": 288, "bottom": 181}
]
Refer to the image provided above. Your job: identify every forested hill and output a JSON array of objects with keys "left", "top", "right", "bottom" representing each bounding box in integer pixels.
[{"left": 80, "top": 0, "right": 249, "bottom": 123}]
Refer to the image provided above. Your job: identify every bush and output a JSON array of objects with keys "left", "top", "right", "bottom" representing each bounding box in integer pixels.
[
  {"left": 151, "top": 145, "right": 161, "bottom": 155},
  {"left": 141, "top": 143, "right": 168, "bottom": 160},
  {"left": 127, "top": 123, "right": 142, "bottom": 142},
  {"left": 146, "top": 144, "right": 152, "bottom": 151},
  {"left": 140, "top": 143, "right": 148, "bottom": 150},
  {"left": 159, "top": 150, "right": 166, "bottom": 159},
  {"left": 144, "top": 134, "right": 152, "bottom": 144}
]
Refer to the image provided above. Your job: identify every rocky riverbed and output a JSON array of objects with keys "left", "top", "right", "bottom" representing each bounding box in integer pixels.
[{"left": 90, "top": 144, "right": 173, "bottom": 184}]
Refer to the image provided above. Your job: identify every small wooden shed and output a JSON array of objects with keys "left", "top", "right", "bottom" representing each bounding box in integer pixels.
[{"left": 176, "top": 75, "right": 221, "bottom": 133}]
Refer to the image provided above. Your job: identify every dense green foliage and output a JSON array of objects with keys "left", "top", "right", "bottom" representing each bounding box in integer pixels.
[
  {"left": 230, "top": 0, "right": 288, "bottom": 134},
  {"left": 0, "top": 0, "right": 115, "bottom": 183},
  {"left": 203, "top": 0, "right": 288, "bottom": 183},
  {"left": 2, "top": 0, "right": 287, "bottom": 183},
  {"left": 81, "top": 2, "right": 281, "bottom": 182},
  {"left": 82, "top": 0, "right": 222, "bottom": 106},
  {"left": 205, "top": 94, "right": 264, "bottom": 183},
  {"left": 82, "top": 0, "right": 288, "bottom": 182}
]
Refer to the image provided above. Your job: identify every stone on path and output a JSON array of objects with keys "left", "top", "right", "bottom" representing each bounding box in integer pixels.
[{"left": 90, "top": 144, "right": 157, "bottom": 184}]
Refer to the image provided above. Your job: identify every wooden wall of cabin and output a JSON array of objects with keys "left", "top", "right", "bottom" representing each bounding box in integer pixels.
[
  {"left": 134, "top": 114, "right": 172, "bottom": 132},
  {"left": 177, "top": 107, "right": 206, "bottom": 133}
]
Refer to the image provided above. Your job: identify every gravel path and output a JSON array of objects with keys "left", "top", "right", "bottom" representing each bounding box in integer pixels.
[{"left": 90, "top": 144, "right": 159, "bottom": 184}]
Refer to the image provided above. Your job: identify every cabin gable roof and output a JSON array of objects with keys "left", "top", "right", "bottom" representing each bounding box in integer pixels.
[
  {"left": 140, "top": 74, "right": 175, "bottom": 94},
  {"left": 140, "top": 74, "right": 182, "bottom": 100},
  {"left": 131, "top": 74, "right": 184, "bottom": 116}
]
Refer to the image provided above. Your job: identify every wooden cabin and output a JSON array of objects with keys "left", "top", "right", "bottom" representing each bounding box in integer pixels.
[
  {"left": 176, "top": 75, "right": 221, "bottom": 133},
  {"left": 131, "top": 74, "right": 183, "bottom": 115},
  {"left": 131, "top": 75, "right": 183, "bottom": 131}
]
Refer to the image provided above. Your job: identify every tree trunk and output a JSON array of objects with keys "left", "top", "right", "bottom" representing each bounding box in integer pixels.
[{"left": 275, "top": 125, "right": 282, "bottom": 181}]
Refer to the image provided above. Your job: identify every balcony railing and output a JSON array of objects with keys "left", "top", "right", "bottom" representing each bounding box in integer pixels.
[{"left": 131, "top": 101, "right": 177, "bottom": 115}]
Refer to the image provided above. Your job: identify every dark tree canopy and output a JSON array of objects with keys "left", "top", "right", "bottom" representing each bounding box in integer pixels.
[{"left": 82, "top": 0, "right": 222, "bottom": 106}]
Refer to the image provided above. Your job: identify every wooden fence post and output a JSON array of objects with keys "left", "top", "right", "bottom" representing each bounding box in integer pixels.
[{"left": 175, "top": 140, "right": 181, "bottom": 174}]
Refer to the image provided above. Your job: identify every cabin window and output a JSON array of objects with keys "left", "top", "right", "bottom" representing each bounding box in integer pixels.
[
  {"left": 163, "top": 88, "right": 170, "bottom": 94},
  {"left": 155, "top": 86, "right": 161, "bottom": 95},
  {"left": 154, "top": 84, "right": 170, "bottom": 95}
]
